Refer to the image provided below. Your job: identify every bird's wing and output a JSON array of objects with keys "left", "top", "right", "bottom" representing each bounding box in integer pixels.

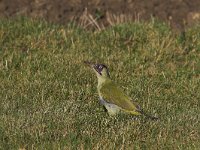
[{"left": 100, "top": 81, "right": 140, "bottom": 111}]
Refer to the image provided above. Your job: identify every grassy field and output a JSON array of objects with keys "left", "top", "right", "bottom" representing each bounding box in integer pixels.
[{"left": 0, "top": 18, "right": 199, "bottom": 149}]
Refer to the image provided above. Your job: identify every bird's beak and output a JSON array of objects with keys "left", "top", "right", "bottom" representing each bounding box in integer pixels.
[
  {"left": 84, "top": 61, "right": 99, "bottom": 73},
  {"left": 84, "top": 61, "right": 95, "bottom": 68}
]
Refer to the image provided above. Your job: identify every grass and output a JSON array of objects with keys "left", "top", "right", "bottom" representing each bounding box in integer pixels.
[{"left": 0, "top": 17, "right": 199, "bottom": 149}]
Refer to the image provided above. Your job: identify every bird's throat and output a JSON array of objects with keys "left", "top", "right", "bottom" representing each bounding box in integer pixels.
[
  {"left": 97, "top": 77, "right": 106, "bottom": 86},
  {"left": 97, "top": 76, "right": 111, "bottom": 88}
]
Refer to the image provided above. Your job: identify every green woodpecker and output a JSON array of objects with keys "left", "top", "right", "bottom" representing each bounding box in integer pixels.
[{"left": 84, "top": 61, "right": 158, "bottom": 120}]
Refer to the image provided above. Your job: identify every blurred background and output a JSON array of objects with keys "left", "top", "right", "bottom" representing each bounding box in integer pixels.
[{"left": 0, "top": 0, "right": 200, "bottom": 30}]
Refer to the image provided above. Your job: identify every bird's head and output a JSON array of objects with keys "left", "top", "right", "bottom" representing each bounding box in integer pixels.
[{"left": 84, "top": 61, "right": 110, "bottom": 78}]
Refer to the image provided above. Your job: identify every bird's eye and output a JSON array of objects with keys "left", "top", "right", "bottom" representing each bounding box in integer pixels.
[{"left": 99, "top": 65, "right": 103, "bottom": 69}]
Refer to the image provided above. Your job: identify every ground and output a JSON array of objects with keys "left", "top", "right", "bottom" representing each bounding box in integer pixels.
[
  {"left": 0, "top": 17, "right": 199, "bottom": 149},
  {"left": 0, "top": 0, "right": 200, "bottom": 30},
  {"left": 0, "top": 0, "right": 200, "bottom": 149}
]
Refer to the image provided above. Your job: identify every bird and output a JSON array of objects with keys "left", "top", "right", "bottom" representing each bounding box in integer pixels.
[{"left": 84, "top": 61, "right": 158, "bottom": 120}]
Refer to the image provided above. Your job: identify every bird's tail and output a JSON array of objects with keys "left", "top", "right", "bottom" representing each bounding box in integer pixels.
[
  {"left": 138, "top": 109, "right": 159, "bottom": 120},
  {"left": 127, "top": 102, "right": 159, "bottom": 120}
]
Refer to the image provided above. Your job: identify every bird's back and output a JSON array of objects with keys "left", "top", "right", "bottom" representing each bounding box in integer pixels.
[{"left": 98, "top": 80, "right": 140, "bottom": 114}]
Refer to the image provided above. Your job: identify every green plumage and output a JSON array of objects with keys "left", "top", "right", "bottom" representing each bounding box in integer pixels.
[
  {"left": 98, "top": 79, "right": 141, "bottom": 115},
  {"left": 84, "top": 61, "right": 158, "bottom": 119}
]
